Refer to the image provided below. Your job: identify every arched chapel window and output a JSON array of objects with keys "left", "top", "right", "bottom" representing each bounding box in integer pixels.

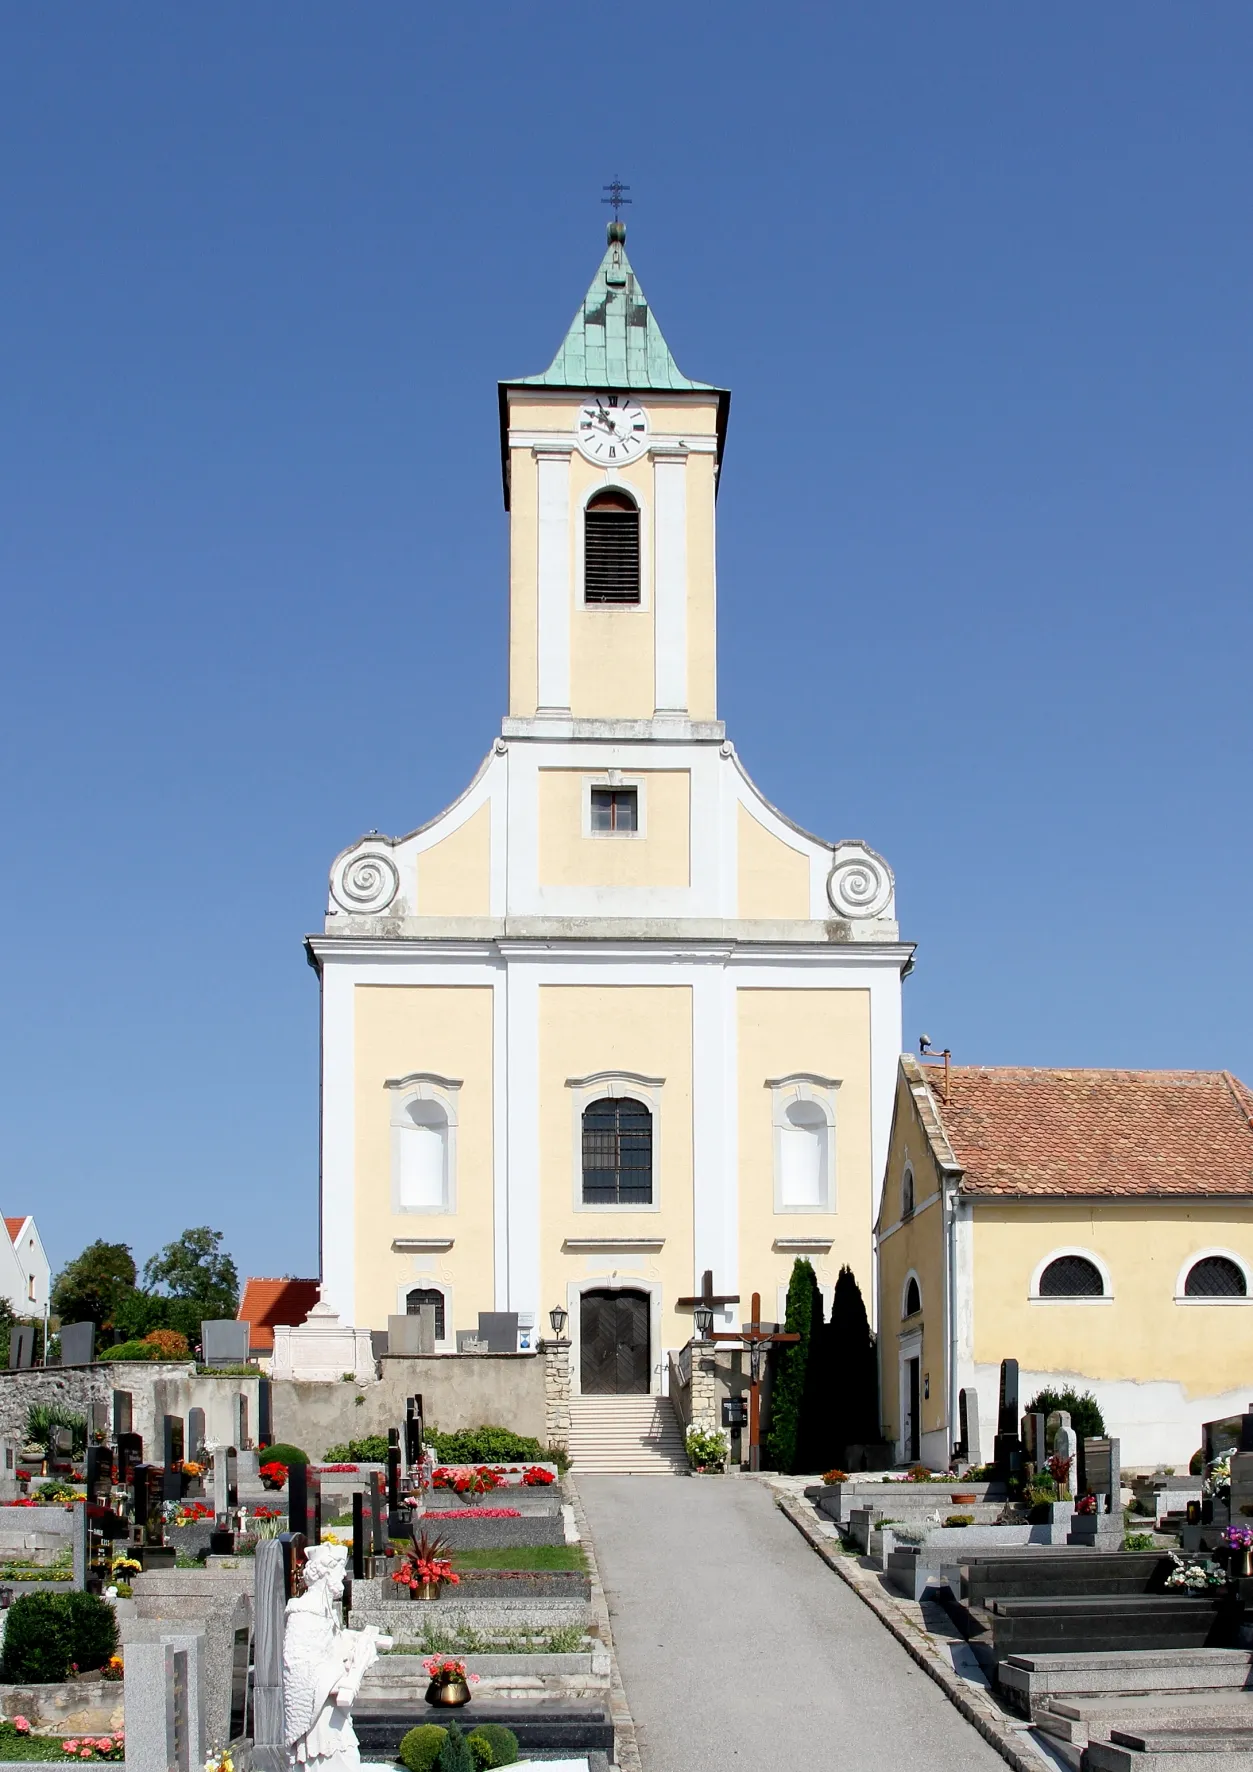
[
  {"left": 406, "top": 1287, "right": 446, "bottom": 1340},
  {"left": 1038, "top": 1254, "right": 1105, "bottom": 1298},
  {"left": 582, "top": 1097, "right": 653, "bottom": 1205},
  {"left": 584, "top": 490, "right": 641, "bottom": 605},
  {"left": 397, "top": 1099, "right": 449, "bottom": 1210},
  {"left": 901, "top": 1165, "right": 915, "bottom": 1218},
  {"left": 1184, "top": 1255, "right": 1247, "bottom": 1298},
  {"left": 903, "top": 1276, "right": 921, "bottom": 1318}
]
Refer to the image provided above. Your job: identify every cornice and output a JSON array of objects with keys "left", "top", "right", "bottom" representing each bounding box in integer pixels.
[{"left": 306, "top": 930, "right": 915, "bottom": 968}]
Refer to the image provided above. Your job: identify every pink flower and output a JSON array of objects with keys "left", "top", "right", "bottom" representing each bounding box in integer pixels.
[
  {"left": 63, "top": 1742, "right": 79, "bottom": 1753},
  {"left": 13, "top": 1718, "right": 30, "bottom": 1734}
]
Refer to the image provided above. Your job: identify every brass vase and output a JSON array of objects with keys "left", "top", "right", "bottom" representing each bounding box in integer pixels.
[
  {"left": 1232, "top": 1547, "right": 1252, "bottom": 1580},
  {"left": 425, "top": 1678, "right": 471, "bottom": 1708},
  {"left": 413, "top": 1580, "right": 442, "bottom": 1602}
]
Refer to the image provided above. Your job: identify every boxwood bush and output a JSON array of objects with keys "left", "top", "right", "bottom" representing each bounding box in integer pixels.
[
  {"left": 1, "top": 1591, "right": 118, "bottom": 1682},
  {"left": 258, "top": 1443, "right": 309, "bottom": 1465},
  {"left": 425, "top": 1427, "right": 544, "bottom": 1465},
  {"left": 399, "top": 1725, "right": 448, "bottom": 1772},
  {"left": 321, "top": 1435, "right": 389, "bottom": 1463},
  {"left": 466, "top": 1724, "right": 518, "bottom": 1767}
]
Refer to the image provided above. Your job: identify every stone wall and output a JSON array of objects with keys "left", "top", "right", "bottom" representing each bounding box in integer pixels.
[
  {"left": 543, "top": 1340, "right": 571, "bottom": 1450},
  {"left": 0, "top": 1365, "right": 261, "bottom": 1459}
]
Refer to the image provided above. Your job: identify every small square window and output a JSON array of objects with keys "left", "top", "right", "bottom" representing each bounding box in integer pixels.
[{"left": 590, "top": 787, "right": 638, "bottom": 833}]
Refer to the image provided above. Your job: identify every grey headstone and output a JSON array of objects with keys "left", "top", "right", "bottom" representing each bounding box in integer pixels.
[
  {"left": 251, "top": 1539, "right": 287, "bottom": 1772},
  {"left": 10, "top": 1324, "right": 35, "bottom": 1369},
  {"left": 387, "top": 1313, "right": 429, "bottom": 1357},
  {"left": 201, "top": 1320, "right": 250, "bottom": 1367},
  {"left": 1045, "top": 1409, "right": 1072, "bottom": 1453},
  {"left": 89, "top": 1400, "right": 110, "bottom": 1438},
  {"left": 958, "top": 1388, "right": 982, "bottom": 1463},
  {"left": 212, "top": 1447, "right": 239, "bottom": 1519},
  {"left": 113, "top": 1390, "right": 133, "bottom": 1437},
  {"left": 370, "top": 1328, "right": 389, "bottom": 1362},
  {"left": 1053, "top": 1425, "right": 1077, "bottom": 1486},
  {"left": 233, "top": 1392, "right": 249, "bottom": 1449},
  {"left": 1021, "top": 1412, "right": 1046, "bottom": 1466},
  {"left": 477, "top": 1311, "right": 519, "bottom": 1352},
  {"left": 1230, "top": 1451, "right": 1253, "bottom": 1526},
  {"left": 124, "top": 1634, "right": 203, "bottom": 1772},
  {"left": 187, "top": 1408, "right": 206, "bottom": 1465},
  {"left": 59, "top": 1321, "right": 95, "bottom": 1366},
  {"left": 997, "top": 1359, "right": 1019, "bottom": 1432},
  {"left": 412, "top": 1305, "right": 436, "bottom": 1355},
  {"left": 72, "top": 1503, "right": 89, "bottom": 1590}
]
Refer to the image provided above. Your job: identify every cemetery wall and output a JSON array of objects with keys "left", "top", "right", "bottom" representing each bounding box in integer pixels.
[
  {"left": 271, "top": 1352, "right": 547, "bottom": 1458},
  {"left": 0, "top": 1365, "right": 261, "bottom": 1456}
]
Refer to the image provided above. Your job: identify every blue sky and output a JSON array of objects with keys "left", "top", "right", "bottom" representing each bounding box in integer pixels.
[{"left": 2, "top": 6, "right": 1249, "bottom": 1282}]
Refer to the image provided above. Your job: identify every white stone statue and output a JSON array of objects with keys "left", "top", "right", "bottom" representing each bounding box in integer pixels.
[{"left": 283, "top": 1542, "right": 392, "bottom": 1770}]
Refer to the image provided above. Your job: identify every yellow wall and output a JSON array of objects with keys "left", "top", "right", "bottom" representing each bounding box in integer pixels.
[
  {"left": 353, "top": 985, "right": 495, "bottom": 1332},
  {"left": 877, "top": 1071, "right": 950, "bottom": 1446},
  {"left": 538, "top": 769, "right": 690, "bottom": 888},
  {"left": 972, "top": 1201, "right": 1253, "bottom": 1399},
  {"left": 537, "top": 985, "right": 694, "bottom": 1349},
  {"left": 417, "top": 803, "right": 491, "bottom": 916},
  {"left": 737, "top": 805, "right": 810, "bottom": 920},
  {"left": 736, "top": 988, "right": 873, "bottom": 1317}
]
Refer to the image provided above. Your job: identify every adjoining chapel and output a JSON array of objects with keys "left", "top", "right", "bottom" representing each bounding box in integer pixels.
[{"left": 306, "top": 222, "right": 913, "bottom": 1394}]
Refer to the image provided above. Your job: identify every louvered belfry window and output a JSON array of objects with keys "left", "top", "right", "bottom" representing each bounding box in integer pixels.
[{"left": 584, "top": 489, "right": 641, "bottom": 604}]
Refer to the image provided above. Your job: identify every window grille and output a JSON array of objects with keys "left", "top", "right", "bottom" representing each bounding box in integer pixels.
[
  {"left": 590, "top": 786, "right": 638, "bottom": 833},
  {"left": 1038, "top": 1254, "right": 1104, "bottom": 1297},
  {"left": 582, "top": 1097, "right": 653, "bottom": 1205},
  {"left": 406, "top": 1287, "right": 446, "bottom": 1339},
  {"left": 584, "top": 491, "right": 641, "bottom": 604},
  {"left": 1185, "top": 1255, "right": 1246, "bottom": 1297}
]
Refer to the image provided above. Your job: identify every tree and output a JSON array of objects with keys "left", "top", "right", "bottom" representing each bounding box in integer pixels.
[
  {"left": 50, "top": 1242, "right": 137, "bottom": 1331},
  {"left": 764, "top": 1259, "right": 818, "bottom": 1473},
  {"left": 142, "top": 1227, "right": 239, "bottom": 1318},
  {"left": 797, "top": 1271, "right": 833, "bottom": 1474},
  {"left": 826, "top": 1265, "right": 880, "bottom": 1467},
  {"left": 1025, "top": 1386, "right": 1105, "bottom": 1439}
]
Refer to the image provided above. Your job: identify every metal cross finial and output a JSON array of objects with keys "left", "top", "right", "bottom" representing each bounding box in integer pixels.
[{"left": 602, "top": 177, "right": 632, "bottom": 217}]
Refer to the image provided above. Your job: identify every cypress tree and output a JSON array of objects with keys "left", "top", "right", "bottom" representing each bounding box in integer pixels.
[
  {"left": 797, "top": 1270, "right": 832, "bottom": 1473},
  {"left": 827, "top": 1265, "right": 879, "bottom": 1466},
  {"left": 764, "top": 1259, "right": 817, "bottom": 1473}
]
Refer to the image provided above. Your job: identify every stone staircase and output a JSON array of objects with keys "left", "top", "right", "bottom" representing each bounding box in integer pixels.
[{"left": 567, "top": 1394, "right": 688, "bottom": 1475}]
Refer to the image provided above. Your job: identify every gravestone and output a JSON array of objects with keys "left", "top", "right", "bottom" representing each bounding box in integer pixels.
[
  {"left": 367, "top": 1471, "right": 386, "bottom": 1559},
  {"left": 212, "top": 1447, "right": 239, "bottom": 1518},
  {"left": 1229, "top": 1451, "right": 1253, "bottom": 1525},
  {"left": 73, "top": 1503, "right": 89, "bottom": 1590},
  {"left": 1021, "top": 1413, "right": 1046, "bottom": 1468},
  {"left": 1045, "top": 1409, "right": 1072, "bottom": 1454},
  {"left": 117, "top": 1431, "right": 143, "bottom": 1484},
  {"left": 1203, "top": 1410, "right": 1253, "bottom": 1465},
  {"left": 163, "top": 1415, "right": 185, "bottom": 1501},
  {"left": 993, "top": 1359, "right": 1022, "bottom": 1479},
  {"left": 405, "top": 1395, "right": 424, "bottom": 1466},
  {"left": 233, "top": 1392, "right": 249, "bottom": 1450},
  {"left": 89, "top": 1400, "right": 110, "bottom": 1439},
  {"left": 386, "top": 1313, "right": 432, "bottom": 1358},
  {"left": 287, "top": 1463, "right": 322, "bottom": 1546},
  {"left": 200, "top": 1319, "right": 250, "bottom": 1368},
  {"left": 133, "top": 1464, "right": 165, "bottom": 1547},
  {"left": 48, "top": 1426, "right": 74, "bottom": 1474},
  {"left": 477, "top": 1311, "right": 519, "bottom": 1353},
  {"left": 257, "top": 1378, "right": 273, "bottom": 1449},
  {"left": 456, "top": 1331, "right": 488, "bottom": 1354},
  {"left": 251, "top": 1539, "right": 286, "bottom": 1772},
  {"left": 113, "top": 1390, "right": 133, "bottom": 1438},
  {"left": 9, "top": 1324, "right": 35, "bottom": 1369},
  {"left": 370, "top": 1328, "right": 389, "bottom": 1363},
  {"left": 59, "top": 1321, "right": 95, "bottom": 1366},
  {"left": 1053, "top": 1424, "right": 1077, "bottom": 1489},
  {"left": 124, "top": 1636, "right": 204, "bottom": 1772},
  {"left": 958, "top": 1388, "right": 982, "bottom": 1464},
  {"left": 85, "top": 1444, "right": 111, "bottom": 1503},
  {"left": 187, "top": 1409, "right": 206, "bottom": 1466},
  {"left": 1079, "top": 1436, "right": 1120, "bottom": 1510},
  {"left": 386, "top": 1431, "right": 406, "bottom": 1533},
  {"left": 352, "top": 1492, "right": 366, "bottom": 1578}
]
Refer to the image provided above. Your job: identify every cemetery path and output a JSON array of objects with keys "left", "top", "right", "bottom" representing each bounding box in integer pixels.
[{"left": 579, "top": 1474, "right": 1008, "bottom": 1772}]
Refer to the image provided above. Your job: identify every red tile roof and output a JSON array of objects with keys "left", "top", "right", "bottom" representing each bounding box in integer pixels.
[
  {"left": 910, "top": 1062, "right": 1253, "bottom": 1198},
  {"left": 238, "top": 1278, "right": 321, "bottom": 1352},
  {"left": 3, "top": 1219, "right": 27, "bottom": 1243}
]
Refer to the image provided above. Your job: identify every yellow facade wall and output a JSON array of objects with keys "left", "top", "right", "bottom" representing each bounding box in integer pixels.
[
  {"left": 538, "top": 769, "right": 690, "bottom": 888},
  {"left": 972, "top": 1200, "right": 1253, "bottom": 1399},
  {"left": 353, "top": 985, "right": 495, "bottom": 1332},
  {"left": 505, "top": 396, "right": 720, "bottom": 438},
  {"left": 736, "top": 988, "right": 873, "bottom": 1320},
  {"left": 416, "top": 803, "right": 491, "bottom": 916},
  {"left": 737, "top": 805, "right": 810, "bottom": 920},
  {"left": 538, "top": 985, "right": 694, "bottom": 1350},
  {"left": 877, "top": 1072, "right": 951, "bottom": 1446}
]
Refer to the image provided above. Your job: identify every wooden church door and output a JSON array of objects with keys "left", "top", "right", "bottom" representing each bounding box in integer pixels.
[{"left": 580, "top": 1289, "right": 650, "bottom": 1394}]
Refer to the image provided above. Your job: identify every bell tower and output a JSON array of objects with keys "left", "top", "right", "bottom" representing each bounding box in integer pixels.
[{"left": 499, "top": 222, "right": 729, "bottom": 728}]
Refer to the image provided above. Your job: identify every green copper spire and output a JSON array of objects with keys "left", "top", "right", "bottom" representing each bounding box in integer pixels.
[{"left": 514, "top": 222, "right": 715, "bottom": 392}]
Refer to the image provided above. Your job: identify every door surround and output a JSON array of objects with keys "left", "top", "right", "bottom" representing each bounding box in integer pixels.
[
  {"left": 567, "top": 1276, "right": 663, "bottom": 1397},
  {"left": 898, "top": 1327, "right": 923, "bottom": 1464}
]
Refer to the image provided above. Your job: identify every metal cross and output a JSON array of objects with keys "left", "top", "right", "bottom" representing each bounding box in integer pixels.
[{"left": 602, "top": 177, "right": 632, "bottom": 217}]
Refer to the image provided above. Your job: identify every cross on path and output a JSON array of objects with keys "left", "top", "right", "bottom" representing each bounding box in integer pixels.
[
  {"left": 706, "top": 1290, "right": 799, "bottom": 1471},
  {"left": 675, "top": 1269, "right": 739, "bottom": 1317}
]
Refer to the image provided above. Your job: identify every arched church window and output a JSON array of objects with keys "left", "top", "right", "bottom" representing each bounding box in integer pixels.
[
  {"left": 584, "top": 489, "right": 641, "bottom": 604},
  {"left": 1184, "top": 1255, "right": 1247, "bottom": 1298},
  {"left": 901, "top": 1164, "right": 915, "bottom": 1219},
  {"left": 903, "top": 1275, "right": 921, "bottom": 1318},
  {"left": 778, "top": 1101, "right": 829, "bottom": 1209},
  {"left": 582, "top": 1097, "right": 653, "bottom": 1204},
  {"left": 1038, "top": 1254, "right": 1105, "bottom": 1297},
  {"left": 397, "top": 1099, "right": 449, "bottom": 1210},
  {"left": 406, "top": 1286, "right": 446, "bottom": 1340}
]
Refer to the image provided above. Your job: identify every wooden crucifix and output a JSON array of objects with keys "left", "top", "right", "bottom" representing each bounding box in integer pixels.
[
  {"left": 676, "top": 1269, "right": 740, "bottom": 1325},
  {"left": 706, "top": 1291, "right": 800, "bottom": 1472}
]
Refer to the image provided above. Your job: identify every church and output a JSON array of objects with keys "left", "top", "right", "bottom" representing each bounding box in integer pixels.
[{"left": 305, "top": 221, "right": 913, "bottom": 1400}]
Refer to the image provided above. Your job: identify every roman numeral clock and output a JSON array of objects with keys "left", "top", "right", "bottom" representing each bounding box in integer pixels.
[{"left": 576, "top": 393, "right": 650, "bottom": 463}]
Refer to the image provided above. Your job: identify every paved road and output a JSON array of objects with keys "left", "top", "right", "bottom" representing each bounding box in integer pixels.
[{"left": 579, "top": 1475, "right": 1006, "bottom": 1772}]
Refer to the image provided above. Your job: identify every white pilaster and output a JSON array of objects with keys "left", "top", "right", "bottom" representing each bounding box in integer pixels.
[
  {"left": 692, "top": 962, "right": 737, "bottom": 1325},
  {"left": 319, "top": 964, "right": 356, "bottom": 1324},
  {"left": 535, "top": 449, "right": 571, "bottom": 714},
  {"left": 504, "top": 960, "right": 542, "bottom": 1323},
  {"left": 652, "top": 450, "right": 688, "bottom": 714}
]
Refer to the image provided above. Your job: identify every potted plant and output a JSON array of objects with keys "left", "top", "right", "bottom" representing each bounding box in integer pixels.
[
  {"left": 422, "top": 1655, "right": 479, "bottom": 1708},
  {"left": 1222, "top": 1525, "right": 1253, "bottom": 1580},
  {"left": 392, "top": 1528, "right": 459, "bottom": 1601},
  {"left": 259, "top": 1461, "right": 288, "bottom": 1492}
]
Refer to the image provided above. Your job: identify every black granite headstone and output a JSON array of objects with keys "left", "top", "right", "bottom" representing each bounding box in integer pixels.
[
  {"left": 997, "top": 1359, "right": 1020, "bottom": 1433},
  {"left": 352, "top": 1493, "right": 366, "bottom": 1579},
  {"left": 116, "top": 1433, "right": 143, "bottom": 1484},
  {"left": 367, "top": 1472, "right": 386, "bottom": 1557},
  {"left": 404, "top": 1396, "right": 423, "bottom": 1466},
  {"left": 257, "top": 1379, "right": 273, "bottom": 1450},
  {"left": 84, "top": 1445, "right": 110, "bottom": 1503},
  {"left": 386, "top": 1430, "right": 405, "bottom": 1534},
  {"left": 1021, "top": 1412, "right": 1046, "bottom": 1467},
  {"left": 162, "top": 1416, "right": 185, "bottom": 1501},
  {"left": 59, "top": 1321, "right": 95, "bottom": 1366},
  {"left": 287, "top": 1463, "right": 321, "bottom": 1547},
  {"left": 9, "top": 1325, "right": 34, "bottom": 1370},
  {"left": 112, "top": 1391, "right": 133, "bottom": 1439}
]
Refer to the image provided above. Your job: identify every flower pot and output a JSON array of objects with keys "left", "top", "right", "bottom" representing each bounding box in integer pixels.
[
  {"left": 950, "top": 1493, "right": 976, "bottom": 1504},
  {"left": 425, "top": 1679, "right": 470, "bottom": 1708},
  {"left": 412, "top": 1581, "right": 442, "bottom": 1601},
  {"left": 1230, "top": 1548, "right": 1252, "bottom": 1579}
]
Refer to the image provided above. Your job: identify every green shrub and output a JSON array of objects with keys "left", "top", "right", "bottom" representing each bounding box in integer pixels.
[
  {"left": 259, "top": 1443, "right": 309, "bottom": 1465},
  {"left": 1023, "top": 1387, "right": 1106, "bottom": 1439},
  {"left": 765, "top": 1258, "right": 818, "bottom": 1472},
  {"left": 436, "top": 1724, "right": 476, "bottom": 1772},
  {"left": 685, "top": 1427, "right": 728, "bottom": 1471},
  {"left": 35, "top": 1482, "right": 78, "bottom": 1504},
  {"left": 1124, "top": 1532, "right": 1156, "bottom": 1551},
  {"left": 426, "top": 1427, "right": 543, "bottom": 1465},
  {"left": 464, "top": 1725, "right": 518, "bottom": 1768},
  {"left": 322, "top": 1436, "right": 389, "bottom": 1463},
  {"left": 545, "top": 1442, "right": 570, "bottom": 1475},
  {"left": 103, "top": 1340, "right": 157, "bottom": 1362},
  {"left": 1, "top": 1591, "right": 118, "bottom": 1682},
  {"left": 25, "top": 1404, "right": 88, "bottom": 1455},
  {"left": 398, "top": 1725, "right": 447, "bottom": 1772}
]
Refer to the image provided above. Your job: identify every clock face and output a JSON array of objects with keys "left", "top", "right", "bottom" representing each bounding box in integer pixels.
[{"left": 575, "top": 394, "right": 650, "bottom": 464}]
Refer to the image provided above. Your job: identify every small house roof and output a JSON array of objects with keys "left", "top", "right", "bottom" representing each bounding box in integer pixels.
[
  {"left": 900, "top": 1057, "right": 1253, "bottom": 1200},
  {"left": 3, "top": 1218, "right": 29, "bottom": 1242},
  {"left": 237, "top": 1277, "right": 321, "bottom": 1352}
]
